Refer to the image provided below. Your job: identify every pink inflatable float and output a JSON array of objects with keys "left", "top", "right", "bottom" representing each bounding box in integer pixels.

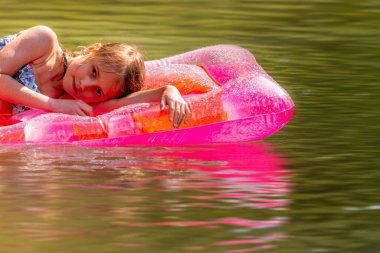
[{"left": 0, "top": 45, "right": 294, "bottom": 145}]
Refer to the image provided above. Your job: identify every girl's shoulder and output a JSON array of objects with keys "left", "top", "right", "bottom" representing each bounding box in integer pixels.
[
  {"left": 20, "top": 26, "right": 62, "bottom": 65},
  {"left": 0, "top": 26, "right": 62, "bottom": 76},
  {"left": 21, "top": 26, "right": 59, "bottom": 49}
]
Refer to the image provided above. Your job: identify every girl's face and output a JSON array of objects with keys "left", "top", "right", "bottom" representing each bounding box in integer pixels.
[{"left": 62, "top": 55, "right": 124, "bottom": 103}]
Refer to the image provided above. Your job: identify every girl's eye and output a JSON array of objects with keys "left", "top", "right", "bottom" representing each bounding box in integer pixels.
[{"left": 95, "top": 88, "right": 102, "bottom": 97}]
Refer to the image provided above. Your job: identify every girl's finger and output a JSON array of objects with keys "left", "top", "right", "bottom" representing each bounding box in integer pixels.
[
  {"left": 160, "top": 95, "right": 166, "bottom": 111},
  {"left": 76, "top": 108, "right": 87, "bottom": 117},
  {"left": 174, "top": 103, "right": 182, "bottom": 128},
  {"left": 78, "top": 101, "right": 93, "bottom": 116},
  {"left": 177, "top": 104, "right": 185, "bottom": 127},
  {"left": 184, "top": 104, "right": 191, "bottom": 125},
  {"left": 83, "top": 106, "right": 93, "bottom": 116},
  {"left": 168, "top": 101, "right": 175, "bottom": 122}
]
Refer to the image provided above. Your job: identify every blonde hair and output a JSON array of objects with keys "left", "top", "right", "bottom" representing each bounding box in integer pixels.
[{"left": 68, "top": 43, "right": 145, "bottom": 97}]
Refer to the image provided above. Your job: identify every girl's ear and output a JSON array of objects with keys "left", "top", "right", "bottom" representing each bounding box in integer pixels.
[{"left": 83, "top": 43, "right": 102, "bottom": 55}]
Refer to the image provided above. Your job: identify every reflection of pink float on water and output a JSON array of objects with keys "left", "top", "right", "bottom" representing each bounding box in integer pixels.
[
  {"left": 156, "top": 143, "right": 290, "bottom": 209},
  {"left": 110, "top": 143, "right": 290, "bottom": 252},
  {"left": 0, "top": 45, "right": 294, "bottom": 145}
]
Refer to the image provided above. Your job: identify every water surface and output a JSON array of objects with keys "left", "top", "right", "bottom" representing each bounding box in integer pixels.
[{"left": 0, "top": 0, "right": 379, "bottom": 252}]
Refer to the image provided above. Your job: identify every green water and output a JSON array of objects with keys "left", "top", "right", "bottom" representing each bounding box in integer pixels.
[{"left": 1, "top": 0, "right": 380, "bottom": 252}]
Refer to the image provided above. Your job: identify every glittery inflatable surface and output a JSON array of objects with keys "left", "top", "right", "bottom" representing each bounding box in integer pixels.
[{"left": 0, "top": 45, "right": 294, "bottom": 146}]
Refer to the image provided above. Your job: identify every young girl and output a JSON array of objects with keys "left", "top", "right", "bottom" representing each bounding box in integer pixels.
[{"left": 0, "top": 26, "right": 190, "bottom": 127}]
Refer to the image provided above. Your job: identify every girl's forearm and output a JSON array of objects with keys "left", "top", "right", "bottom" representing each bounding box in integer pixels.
[
  {"left": 92, "top": 86, "right": 168, "bottom": 115},
  {"left": 0, "top": 74, "right": 52, "bottom": 111},
  {"left": 119, "top": 86, "right": 168, "bottom": 104}
]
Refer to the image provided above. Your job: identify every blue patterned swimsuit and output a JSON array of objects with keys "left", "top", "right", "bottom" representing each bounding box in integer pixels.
[{"left": 0, "top": 34, "right": 40, "bottom": 114}]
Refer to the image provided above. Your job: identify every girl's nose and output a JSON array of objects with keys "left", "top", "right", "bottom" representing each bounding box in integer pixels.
[{"left": 79, "top": 77, "right": 96, "bottom": 91}]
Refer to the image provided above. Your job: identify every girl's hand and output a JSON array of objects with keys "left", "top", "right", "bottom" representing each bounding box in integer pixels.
[
  {"left": 49, "top": 98, "right": 93, "bottom": 116},
  {"left": 160, "top": 85, "right": 190, "bottom": 128}
]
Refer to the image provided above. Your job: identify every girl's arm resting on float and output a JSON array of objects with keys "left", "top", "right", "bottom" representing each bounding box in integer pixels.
[
  {"left": 92, "top": 85, "right": 190, "bottom": 127},
  {"left": 0, "top": 74, "right": 50, "bottom": 110},
  {"left": 90, "top": 89, "right": 162, "bottom": 114}
]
